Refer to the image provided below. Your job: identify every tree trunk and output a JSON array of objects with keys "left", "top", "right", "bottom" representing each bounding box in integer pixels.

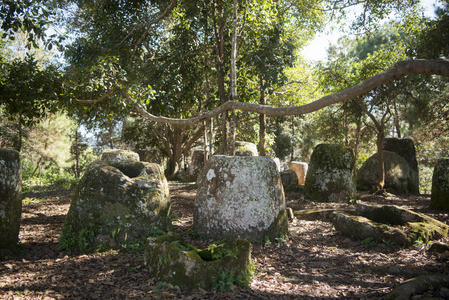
[
  {"left": 290, "top": 116, "right": 295, "bottom": 162},
  {"left": 165, "top": 125, "right": 183, "bottom": 179},
  {"left": 212, "top": 0, "right": 228, "bottom": 154},
  {"left": 203, "top": 120, "right": 208, "bottom": 164},
  {"left": 227, "top": 0, "right": 238, "bottom": 156},
  {"left": 31, "top": 156, "right": 43, "bottom": 179},
  {"left": 376, "top": 127, "right": 386, "bottom": 191},
  {"left": 74, "top": 126, "right": 80, "bottom": 178},
  {"left": 393, "top": 98, "right": 401, "bottom": 138},
  {"left": 259, "top": 76, "right": 266, "bottom": 156},
  {"left": 229, "top": 109, "right": 236, "bottom": 155}
]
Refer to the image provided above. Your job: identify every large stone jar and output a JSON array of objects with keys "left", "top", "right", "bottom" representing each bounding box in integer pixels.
[
  {"left": 0, "top": 149, "right": 22, "bottom": 249},
  {"left": 357, "top": 151, "right": 416, "bottom": 195},
  {"left": 194, "top": 155, "right": 288, "bottom": 242},
  {"left": 62, "top": 155, "right": 171, "bottom": 251},
  {"left": 304, "top": 144, "right": 356, "bottom": 202}
]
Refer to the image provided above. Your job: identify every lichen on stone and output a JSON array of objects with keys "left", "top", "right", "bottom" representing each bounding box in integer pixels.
[{"left": 194, "top": 155, "right": 287, "bottom": 242}]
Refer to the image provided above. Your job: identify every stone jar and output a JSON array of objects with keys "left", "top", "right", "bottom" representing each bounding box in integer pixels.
[{"left": 194, "top": 155, "right": 288, "bottom": 242}]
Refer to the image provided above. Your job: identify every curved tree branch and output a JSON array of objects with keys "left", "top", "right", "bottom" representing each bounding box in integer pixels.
[
  {"left": 116, "top": 60, "right": 449, "bottom": 125},
  {"left": 74, "top": 90, "right": 117, "bottom": 104}
]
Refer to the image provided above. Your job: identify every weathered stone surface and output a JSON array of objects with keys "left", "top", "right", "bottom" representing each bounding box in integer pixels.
[
  {"left": 385, "top": 275, "right": 449, "bottom": 300},
  {"left": 189, "top": 149, "right": 205, "bottom": 181},
  {"left": 332, "top": 203, "right": 448, "bottom": 246},
  {"left": 383, "top": 138, "right": 420, "bottom": 194},
  {"left": 357, "top": 151, "right": 417, "bottom": 195},
  {"left": 431, "top": 158, "right": 449, "bottom": 210},
  {"left": 144, "top": 232, "right": 252, "bottom": 291},
  {"left": 280, "top": 170, "right": 298, "bottom": 188},
  {"left": 194, "top": 155, "right": 287, "bottom": 242},
  {"left": 100, "top": 149, "right": 140, "bottom": 163},
  {"left": 289, "top": 162, "right": 308, "bottom": 185},
  {"left": 61, "top": 160, "right": 171, "bottom": 251},
  {"left": 304, "top": 144, "right": 356, "bottom": 202},
  {"left": 0, "top": 149, "right": 22, "bottom": 249},
  {"left": 235, "top": 141, "right": 258, "bottom": 156},
  {"left": 136, "top": 148, "right": 165, "bottom": 165}
]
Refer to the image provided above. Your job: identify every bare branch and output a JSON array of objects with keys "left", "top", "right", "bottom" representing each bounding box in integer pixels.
[{"left": 116, "top": 60, "right": 449, "bottom": 125}]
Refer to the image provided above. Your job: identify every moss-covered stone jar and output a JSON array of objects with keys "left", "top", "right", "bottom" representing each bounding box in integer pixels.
[
  {"left": 61, "top": 159, "right": 171, "bottom": 251},
  {"left": 144, "top": 232, "right": 252, "bottom": 291}
]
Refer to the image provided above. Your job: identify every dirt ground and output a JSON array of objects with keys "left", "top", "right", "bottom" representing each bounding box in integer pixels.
[{"left": 1, "top": 182, "right": 448, "bottom": 299}]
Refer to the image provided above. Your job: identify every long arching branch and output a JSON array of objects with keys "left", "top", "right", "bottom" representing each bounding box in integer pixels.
[
  {"left": 119, "top": 60, "right": 449, "bottom": 125},
  {"left": 76, "top": 60, "right": 449, "bottom": 124}
]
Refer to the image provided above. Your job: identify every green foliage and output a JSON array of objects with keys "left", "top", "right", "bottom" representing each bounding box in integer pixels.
[
  {"left": 362, "top": 237, "right": 376, "bottom": 247},
  {"left": 170, "top": 240, "right": 191, "bottom": 252},
  {"left": 0, "top": 55, "right": 63, "bottom": 127},
  {"left": 261, "top": 235, "right": 272, "bottom": 247},
  {"left": 414, "top": 3, "right": 449, "bottom": 59},
  {"left": 213, "top": 260, "right": 255, "bottom": 292},
  {"left": 59, "top": 226, "right": 96, "bottom": 252},
  {"left": 275, "top": 234, "right": 287, "bottom": 244},
  {"left": 215, "top": 270, "right": 236, "bottom": 292}
]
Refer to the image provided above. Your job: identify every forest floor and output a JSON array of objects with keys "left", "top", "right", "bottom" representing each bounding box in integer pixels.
[{"left": 1, "top": 182, "right": 449, "bottom": 299}]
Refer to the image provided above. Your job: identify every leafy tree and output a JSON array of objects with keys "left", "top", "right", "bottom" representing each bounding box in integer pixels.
[{"left": 0, "top": 54, "right": 63, "bottom": 150}]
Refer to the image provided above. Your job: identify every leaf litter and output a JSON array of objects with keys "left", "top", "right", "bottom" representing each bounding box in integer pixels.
[{"left": 0, "top": 183, "right": 448, "bottom": 299}]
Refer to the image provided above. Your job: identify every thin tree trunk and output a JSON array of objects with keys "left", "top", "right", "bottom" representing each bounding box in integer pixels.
[
  {"left": 393, "top": 98, "right": 401, "bottom": 138},
  {"left": 228, "top": 0, "right": 238, "bottom": 156},
  {"left": 376, "top": 127, "right": 386, "bottom": 191},
  {"left": 74, "top": 125, "right": 80, "bottom": 178},
  {"left": 203, "top": 120, "right": 208, "bottom": 164},
  {"left": 259, "top": 76, "right": 266, "bottom": 156},
  {"left": 31, "top": 156, "right": 43, "bottom": 179},
  {"left": 229, "top": 110, "right": 236, "bottom": 155},
  {"left": 213, "top": 0, "right": 228, "bottom": 154}
]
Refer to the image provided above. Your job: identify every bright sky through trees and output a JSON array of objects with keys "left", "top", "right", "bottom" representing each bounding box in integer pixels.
[{"left": 301, "top": 0, "right": 439, "bottom": 61}]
